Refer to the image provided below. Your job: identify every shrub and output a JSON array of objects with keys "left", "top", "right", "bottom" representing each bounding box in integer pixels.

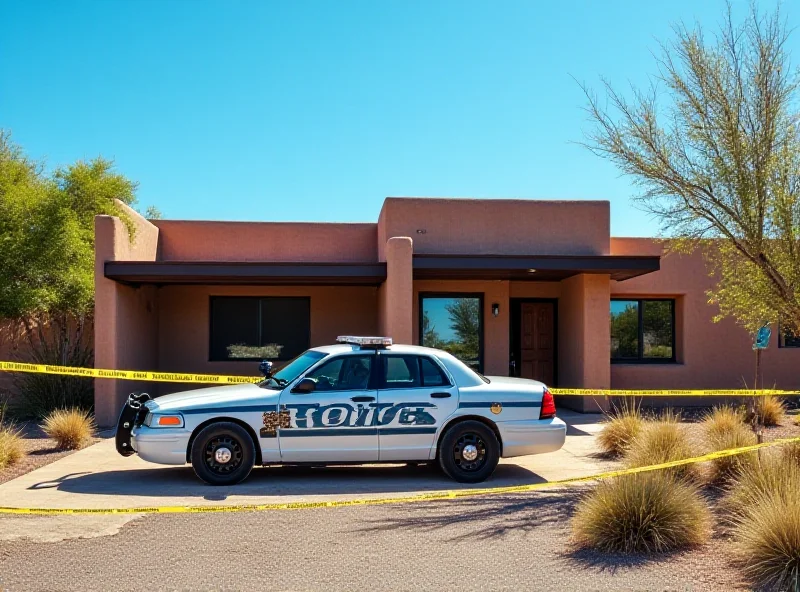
[
  {"left": 597, "top": 403, "right": 646, "bottom": 457},
  {"left": 724, "top": 453, "right": 800, "bottom": 518},
  {"left": 783, "top": 441, "right": 800, "bottom": 467},
  {"left": 702, "top": 406, "right": 746, "bottom": 440},
  {"left": 625, "top": 420, "right": 700, "bottom": 480},
  {"left": 41, "top": 408, "right": 95, "bottom": 450},
  {"left": 747, "top": 395, "right": 786, "bottom": 427},
  {"left": 0, "top": 424, "right": 25, "bottom": 469},
  {"left": 706, "top": 423, "right": 758, "bottom": 482},
  {"left": 732, "top": 489, "right": 800, "bottom": 591},
  {"left": 572, "top": 471, "right": 711, "bottom": 553}
]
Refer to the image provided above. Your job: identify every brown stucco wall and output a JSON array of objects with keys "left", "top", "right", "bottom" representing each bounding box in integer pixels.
[
  {"left": 155, "top": 285, "right": 379, "bottom": 395},
  {"left": 153, "top": 220, "right": 377, "bottom": 262},
  {"left": 377, "top": 197, "right": 610, "bottom": 260},
  {"left": 94, "top": 202, "right": 160, "bottom": 426},
  {"left": 610, "top": 238, "right": 800, "bottom": 392}
]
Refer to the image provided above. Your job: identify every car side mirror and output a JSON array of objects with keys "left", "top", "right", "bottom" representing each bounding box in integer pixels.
[{"left": 291, "top": 377, "right": 317, "bottom": 394}]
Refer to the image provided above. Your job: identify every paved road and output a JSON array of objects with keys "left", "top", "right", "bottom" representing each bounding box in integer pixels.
[{"left": 0, "top": 491, "right": 744, "bottom": 592}]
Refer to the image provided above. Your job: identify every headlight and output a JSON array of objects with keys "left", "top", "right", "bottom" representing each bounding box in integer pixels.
[{"left": 144, "top": 413, "right": 185, "bottom": 428}]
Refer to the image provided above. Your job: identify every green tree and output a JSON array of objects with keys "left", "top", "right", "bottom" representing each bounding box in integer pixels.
[
  {"left": 581, "top": 4, "right": 800, "bottom": 333},
  {"left": 444, "top": 298, "right": 480, "bottom": 364},
  {"left": 0, "top": 131, "right": 140, "bottom": 414},
  {"left": 421, "top": 310, "right": 444, "bottom": 349}
]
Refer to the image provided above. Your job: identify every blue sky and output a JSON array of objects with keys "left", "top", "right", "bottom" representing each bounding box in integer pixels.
[{"left": 0, "top": 0, "right": 791, "bottom": 235}]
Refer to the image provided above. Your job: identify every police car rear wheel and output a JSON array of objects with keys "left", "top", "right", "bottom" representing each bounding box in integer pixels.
[
  {"left": 438, "top": 420, "right": 499, "bottom": 483},
  {"left": 191, "top": 422, "right": 255, "bottom": 486}
]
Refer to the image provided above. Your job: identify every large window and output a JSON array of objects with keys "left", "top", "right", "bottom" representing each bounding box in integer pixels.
[
  {"left": 779, "top": 325, "right": 800, "bottom": 348},
  {"left": 610, "top": 299, "right": 675, "bottom": 362},
  {"left": 209, "top": 297, "right": 310, "bottom": 361},
  {"left": 420, "top": 294, "right": 483, "bottom": 372}
]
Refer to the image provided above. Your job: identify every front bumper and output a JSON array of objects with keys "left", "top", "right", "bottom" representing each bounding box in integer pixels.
[
  {"left": 131, "top": 426, "right": 191, "bottom": 465},
  {"left": 497, "top": 417, "right": 567, "bottom": 458},
  {"left": 115, "top": 393, "right": 152, "bottom": 457}
]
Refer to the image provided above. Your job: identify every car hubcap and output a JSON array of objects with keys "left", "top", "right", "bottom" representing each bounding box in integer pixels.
[
  {"left": 204, "top": 436, "right": 243, "bottom": 474},
  {"left": 461, "top": 444, "right": 478, "bottom": 462},
  {"left": 453, "top": 433, "right": 487, "bottom": 472},
  {"left": 215, "top": 447, "right": 232, "bottom": 464}
]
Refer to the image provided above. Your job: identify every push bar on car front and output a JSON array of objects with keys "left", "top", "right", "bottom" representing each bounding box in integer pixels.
[{"left": 115, "top": 392, "right": 152, "bottom": 457}]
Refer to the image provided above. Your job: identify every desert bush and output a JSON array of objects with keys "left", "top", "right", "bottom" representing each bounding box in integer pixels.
[
  {"left": 702, "top": 406, "right": 746, "bottom": 440},
  {"left": 572, "top": 471, "right": 711, "bottom": 553},
  {"left": 597, "top": 403, "right": 646, "bottom": 457},
  {"left": 783, "top": 441, "right": 800, "bottom": 467},
  {"left": 732, "top": 488, "right": 800, "bottom": 591},
  {"left": 625, "top": 420, "right": 700, "bottom": 480},
  {"left": 706, "top": 423, "right": 758, "bottom": 482},
  {"left": 724, "top": 453, "right": 800, "bottom": 518},
  {"left": 0, "top": 424, "right": 25, "bottom": 470},
  {"left": 41, "top": 408, "right": 95, "bottom": 450},
  {"left": 746, "top": 395, "right": 786, "bottom": 427}
]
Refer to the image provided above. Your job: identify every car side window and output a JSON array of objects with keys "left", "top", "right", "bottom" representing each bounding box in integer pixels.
[
  {"left": 420, "top": 357, "right": 449, "bottom": 387},
  {"left": 304, "top": 355, "right": 373, "bottom": 391},
  {"left": 382, "top": 355, "right": 421, "bottom": 389}
]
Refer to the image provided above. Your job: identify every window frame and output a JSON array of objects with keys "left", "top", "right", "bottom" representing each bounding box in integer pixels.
[
  {"left": 208, "top": 295, "right": 311, "bottom": 362},
  {"left": 418, "top": 292, "right": 485, "bottom": 374},
  {"left": 610, "top": 298, "right": 676, "bottom": 364},
  {"left": 298, "top": 353, "right": 377, "bottom": 392},
  {"left": 377, "top": 354, "right": 453, "bottom": 390}
]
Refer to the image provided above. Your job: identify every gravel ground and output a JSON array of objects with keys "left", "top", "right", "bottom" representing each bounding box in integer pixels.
[
  {"left": 0, "top": 422, "right": 103, "bottom": 485},
  {"left": 0, "top": 491, "right": 749, "bottom": 592}
]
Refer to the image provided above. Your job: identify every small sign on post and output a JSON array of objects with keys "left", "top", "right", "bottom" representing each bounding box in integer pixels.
[{"left": 753, "top": 325, "right": 771, "bottom": 350}]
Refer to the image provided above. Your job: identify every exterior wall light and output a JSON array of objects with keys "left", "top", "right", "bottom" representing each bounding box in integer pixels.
[{"left": 492, "top": 303, "right": 500, "bottom": 317}]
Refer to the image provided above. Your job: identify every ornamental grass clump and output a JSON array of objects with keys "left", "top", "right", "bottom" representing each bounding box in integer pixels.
[
  {"left": 731, "top": 485, "right": 800, "bottom": 591},
  {"left": 41, "top": 408, "right": 95, "bottom": 450},
  {"left": 706, "top": 423, "right": 758, "bottom": 483},
  {"left": 597, "top": 403, "right": 646, "bottom": 457},
  {"left": 748, "top": 395, "right": 786, "bottom": 427},
  {"left": 625, "top": 418, "right": 700, "bottom": 481},
  {"left": 0, "top": 424, "right": 25, "bottom": 470},
  {"left": 572, "top": 471, "right": 711, "bottom": 553},
  {"left": 723, "top": 453, "right": 800, "bottom": 518},
  {"left": 702, "top": 406, "right": 746, "bottom": 440}
]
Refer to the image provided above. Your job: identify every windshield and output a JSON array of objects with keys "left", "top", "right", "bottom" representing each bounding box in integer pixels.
[{"left": 259, "top": 350, "right": 327, "bottom": 389}]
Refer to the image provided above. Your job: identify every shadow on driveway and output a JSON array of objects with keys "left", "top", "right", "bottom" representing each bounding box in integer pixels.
[{"left": 26, "top": 462, "right": 547, "bottom": 500}]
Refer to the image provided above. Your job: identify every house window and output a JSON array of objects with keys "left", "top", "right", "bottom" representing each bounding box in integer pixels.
[
  {"left": 209, "top": 297, "right": 310, "bottom": 361},
  {"left": 779, "top": 325, "right": 800, "bottom": 348},
  {"left": 610, "top": 299, "right": 675, "bottom": 362},
  {"left": 419, "top": 294, "right": 483, "bottom": 372}
]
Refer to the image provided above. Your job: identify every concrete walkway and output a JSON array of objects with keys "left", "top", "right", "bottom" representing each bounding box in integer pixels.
[{"left": 0, "top": 412, "right": 609, "bottom": 511}]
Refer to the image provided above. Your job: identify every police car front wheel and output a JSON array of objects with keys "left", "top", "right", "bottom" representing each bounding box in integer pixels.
[
  {"left": 438, "top": 420, "right": 499, "bottom": 483},
  {"left": 191, "top": 422, "right": 256, "bottom": 486}
]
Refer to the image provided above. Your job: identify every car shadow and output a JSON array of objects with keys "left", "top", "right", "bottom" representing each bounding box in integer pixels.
[{"left": 28, "top": 462, "right": 549, "bottom": 499}]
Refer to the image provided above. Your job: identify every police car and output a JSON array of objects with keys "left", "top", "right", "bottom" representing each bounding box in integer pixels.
[{"left": 115, "top": 336, "right": 567, "bottom": 485}]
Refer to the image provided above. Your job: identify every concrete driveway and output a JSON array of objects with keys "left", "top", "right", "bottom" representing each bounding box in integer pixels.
[{"left": 0, "top": 411, "right": 609, "bottom": 512}]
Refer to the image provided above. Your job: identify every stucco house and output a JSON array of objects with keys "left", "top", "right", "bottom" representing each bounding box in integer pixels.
[{"left": 93, "top": 197, "right": 800, "bottom": 426}]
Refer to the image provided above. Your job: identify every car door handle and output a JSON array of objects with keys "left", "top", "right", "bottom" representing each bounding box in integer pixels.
[
  {"left": 430, "top": 392, "right": 451, "bottom": 399},
  {"left": 350, "top": 396, "right": 375, "bottom": 403}
]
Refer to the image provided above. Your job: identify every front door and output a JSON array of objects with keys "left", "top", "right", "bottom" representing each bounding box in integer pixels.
[
  {"left": 520, "top": 302, "right": 555, "bottom": 385},
  {"left": 376, "top": 353, "right": 459, "bottom": 461},
  {"left": 278, "top": 353, "right": 379, "bottom": 462}
]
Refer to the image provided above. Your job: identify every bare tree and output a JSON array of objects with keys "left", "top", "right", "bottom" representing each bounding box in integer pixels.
[{"left": 580, "top": 3, "right": 800, "bottom": 332}]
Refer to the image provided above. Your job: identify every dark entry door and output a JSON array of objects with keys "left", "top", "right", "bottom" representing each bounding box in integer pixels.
[{"left": 520, "top": 302, "right": 555, "bottom": 385}]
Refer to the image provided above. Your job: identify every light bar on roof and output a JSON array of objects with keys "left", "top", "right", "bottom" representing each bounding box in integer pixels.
[{"left": 336, "top": 336, "right": 393, "bottom": 346}]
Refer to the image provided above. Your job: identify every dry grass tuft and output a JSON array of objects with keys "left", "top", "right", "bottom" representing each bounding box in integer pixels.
[
  {"left": 783, "top": 441, "right": 800, "bottom": 467},
  {"left": 748, "top": 395, "right": 787, "bottom": 427},
  {"left": 0, "top": 424, "right": 25, "bottom": 470},
  {"left": 572, "top": 471, "right": 711, "bottom": 554},
  {"left": 41, "top": 408, "right": 95, "bottom": 450},
  {"left": 732, "top": 486, "right": 800, "bottom": 590},
  {"left": 598, "top": 404, "right": 646, "bottom": 457},
  {"left": 724, "top": 453, "right": 800, "bottom": 518},
  {"left": 625, "top": 419, "right": 700, "bottom": 480},
  {"left": 706, "top": 423, "right": 758, "bottom": 483},
  {"left": 702, "top": 406, "right": 746, "bottom": 440}
]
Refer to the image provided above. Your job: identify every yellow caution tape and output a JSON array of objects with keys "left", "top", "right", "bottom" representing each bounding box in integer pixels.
[
  {"left": 1, "top": 361, "right": 797, "bottom": 396},
  {"left": 1, "top": 435, "right": 798, "bottom": 515}
]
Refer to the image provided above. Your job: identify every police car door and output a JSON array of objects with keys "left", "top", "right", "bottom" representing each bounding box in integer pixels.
[
  {"left": 278, "top": 353, "right": 379, "bottom": 462},
  {"left": 376, "top": 354, "right": 458, "bottom": 461}
]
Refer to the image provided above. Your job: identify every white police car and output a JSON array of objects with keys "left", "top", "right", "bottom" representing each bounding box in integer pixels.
[{"left": 115, "top": 336, "right": 567, "bottom": 485}]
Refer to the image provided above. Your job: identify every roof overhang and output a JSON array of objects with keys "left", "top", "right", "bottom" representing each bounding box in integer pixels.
[
  {"left": 105, "top": 261, "right": 387, "bottom": 286},
  {"left": 413, "top": 254, "right": 660, "bottom": 282}
]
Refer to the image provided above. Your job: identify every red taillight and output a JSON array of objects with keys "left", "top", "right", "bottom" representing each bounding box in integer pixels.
[{"left": 540, "top": 387, "right": 556, "bottom": 419}]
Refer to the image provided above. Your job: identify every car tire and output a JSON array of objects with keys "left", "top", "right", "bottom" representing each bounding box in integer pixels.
[
  {"left": 438, "top": 420, "right": 500, "bottom": 483},
  {"left": 190, "top": 422, "right": 256, "bottom": 486}
]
